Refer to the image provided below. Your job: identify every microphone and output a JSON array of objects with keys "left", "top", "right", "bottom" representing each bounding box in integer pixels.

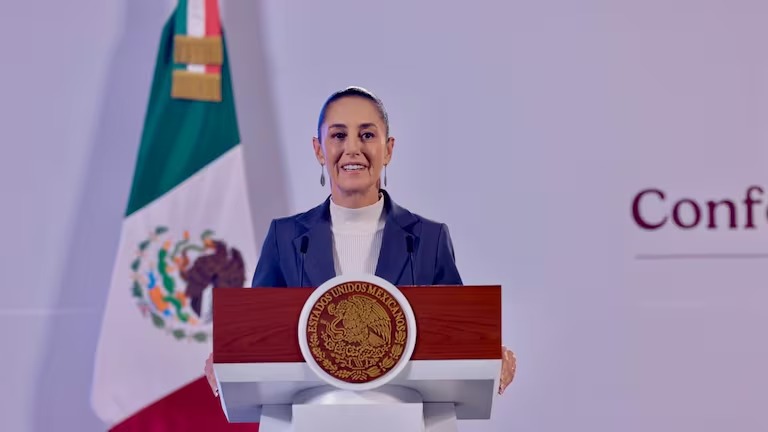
[
  {"left": 406, "top": 235, "right": 415, "bottom": 285},
  {"left": 299, "top": 236, "right": 309, "bottom": 287}
]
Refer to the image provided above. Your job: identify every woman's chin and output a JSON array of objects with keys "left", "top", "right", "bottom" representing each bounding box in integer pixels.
[{"left": 334, "top": 179, "right": 378, "bottom": 196}]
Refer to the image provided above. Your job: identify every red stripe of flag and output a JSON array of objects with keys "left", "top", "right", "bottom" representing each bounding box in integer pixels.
[
  {"left": 109, "top": 377, "right": 259, "bottom": 432},
  {"left": 205, "top": 0, "right": 222, "bottom": 74}
]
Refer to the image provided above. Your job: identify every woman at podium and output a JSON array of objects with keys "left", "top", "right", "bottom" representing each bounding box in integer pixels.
[{"left": 206, "top": 86, "right": 515, "bottom": 396}]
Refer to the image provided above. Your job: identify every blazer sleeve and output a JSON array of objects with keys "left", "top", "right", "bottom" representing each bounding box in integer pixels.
[
  {"left": 433, "top": 223, "right": 463, "bottom": 285},
  {"left": 251, "top": 219, "right": 287, "bottom": 287}
]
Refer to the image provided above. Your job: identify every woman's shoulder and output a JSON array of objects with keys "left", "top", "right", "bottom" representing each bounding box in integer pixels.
[
  {"left": 265, "top": 192, "right": 453, "bottom": 235},
  {"left": 266, "top": 199, "right": 329, "bottom": 234},
  {"left": 386, "top": 195, "right": 453, "bottom": 237}
]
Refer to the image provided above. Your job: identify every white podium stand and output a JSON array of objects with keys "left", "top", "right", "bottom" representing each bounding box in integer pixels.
[
  {"left": 212, "top": 281, "right": 502, "bottom": 432},
  {"left": 215, "top": 359, "right": 500, "bottom": 432}
]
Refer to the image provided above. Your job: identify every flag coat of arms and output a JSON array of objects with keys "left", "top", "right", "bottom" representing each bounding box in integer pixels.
[{"left": 91, "top": 1, "right": 259, "bottom": 430}]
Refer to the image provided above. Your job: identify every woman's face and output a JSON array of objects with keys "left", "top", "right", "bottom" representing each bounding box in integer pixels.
[{"left": 313, "top": 96, "right": 394, "bottom": 203}]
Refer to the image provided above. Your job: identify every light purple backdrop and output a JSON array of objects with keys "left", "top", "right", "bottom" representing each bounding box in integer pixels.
[{"left": 3, "top": 0, "right": 767, "bottom": 431}]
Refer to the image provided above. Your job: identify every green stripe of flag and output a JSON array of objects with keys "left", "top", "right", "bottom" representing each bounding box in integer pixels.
[
  {"left": 173, "top": 0, "right": 187, "bottom": 71},
  {"left": 125, "top": 9, "right": 239, "bottom": 216},
  {"left": 174, "top": 0, "right": 188, "bottom": 35}
]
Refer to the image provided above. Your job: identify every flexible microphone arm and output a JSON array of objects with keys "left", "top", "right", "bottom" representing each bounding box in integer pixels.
[
  {"left": 299, "top": 236, "right": 309, "bottom": 287},
  {"left": 406, "top": 235, "right": 416, "bottom": 285}
]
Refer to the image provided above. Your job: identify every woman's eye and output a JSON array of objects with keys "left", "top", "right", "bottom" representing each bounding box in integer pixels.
[
  {"left": 361, "top": 132, "right": 375, "bottom": 140},
  {"left": 332, "top": 132, "right": 347, "bottom": 140}
]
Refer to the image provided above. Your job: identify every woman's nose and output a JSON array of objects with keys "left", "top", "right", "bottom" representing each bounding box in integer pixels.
[{"left": 344, "top": 137, "right": 362, "bottom": 154}]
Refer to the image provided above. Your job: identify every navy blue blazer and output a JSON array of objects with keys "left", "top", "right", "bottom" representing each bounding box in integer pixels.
[{"left": 251, "top": 190, "right": 463, "bottom": 288}]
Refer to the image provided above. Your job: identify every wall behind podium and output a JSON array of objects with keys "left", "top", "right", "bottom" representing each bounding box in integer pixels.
[
  {"left": 2, "top": 0, "right": 768, "bottom": 431},
  {"left": 258, "top": 1, "right": 768, "bottom": 431}
]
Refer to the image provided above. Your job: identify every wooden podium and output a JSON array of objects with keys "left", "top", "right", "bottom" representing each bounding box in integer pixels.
[{"left": 212, "top": 283, "right": 502, "bottom": 432}]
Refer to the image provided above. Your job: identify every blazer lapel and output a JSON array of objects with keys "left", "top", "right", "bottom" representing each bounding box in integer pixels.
[
  {"left": 375, "top": 191, "right": 419, "bottom": 285},
  {"left": 292, "top": 199, "right": 335, "bottom": 287},
  {"left": 375, "top": 222, "right": 410, "bottom": 285},
  {"left": 292, "top": 191, "right": 419, "bottom": 287}
]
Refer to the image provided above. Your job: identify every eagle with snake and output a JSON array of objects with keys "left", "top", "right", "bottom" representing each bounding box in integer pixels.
[{"left": 326, "top": 294, "right": 392, "bottom": 348}]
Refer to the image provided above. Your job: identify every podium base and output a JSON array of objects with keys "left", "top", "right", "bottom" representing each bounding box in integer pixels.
[
  {"left": 257, "top": 385, "right": 457, "bottom": 432},
  {"left": 423, "top": 403, "right": 458, "bottom": 432}
]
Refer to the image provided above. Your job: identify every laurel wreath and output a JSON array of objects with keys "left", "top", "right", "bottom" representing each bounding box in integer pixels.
[
  {"left": 308, "top": 326, "right": 407, "bottom": 381},
  {"left": 131, "top": 225, "right": 209, "bottom": 343}
]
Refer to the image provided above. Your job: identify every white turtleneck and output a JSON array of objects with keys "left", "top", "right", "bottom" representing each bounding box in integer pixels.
[{"left": 329, "top": 195, "right": 386, "bottom": 276}]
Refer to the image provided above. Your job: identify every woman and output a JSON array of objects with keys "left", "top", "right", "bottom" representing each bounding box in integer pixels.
[{"left": 206, "top": 86, "right": 516, "bottom": 395}]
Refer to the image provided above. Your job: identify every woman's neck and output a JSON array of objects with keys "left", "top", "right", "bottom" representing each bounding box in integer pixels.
[
  {"left": 330, "top": 187, "right": 381, "bottom": 209},
  {"left": 329, "top": 193, "right": 385, "bottom": 232}
]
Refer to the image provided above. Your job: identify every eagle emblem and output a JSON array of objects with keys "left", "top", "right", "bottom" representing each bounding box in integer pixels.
[
  {"left": 130, "top": 226, "right": 245, "bottom": 342},
  {"left": 328, "top": 295, "right": 391, "bottom": 345},
  {"left": 306, "top": 282, "right": 409, "bottom": 383}
]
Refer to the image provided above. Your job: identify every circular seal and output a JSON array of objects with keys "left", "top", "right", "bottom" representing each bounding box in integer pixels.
[
  {"left": 298, "top": 274, "right": 417, "bottom": 391},
  {"left": 130, "top": 227, "right": 246, "bottom": 343}
]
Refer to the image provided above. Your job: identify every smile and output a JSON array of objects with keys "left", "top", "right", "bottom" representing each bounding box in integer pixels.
[{"left": 341, "top": 164, "right": 367, "bottom": 171}]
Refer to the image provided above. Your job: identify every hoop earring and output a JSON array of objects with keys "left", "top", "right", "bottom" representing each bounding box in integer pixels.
[
  {"left": 384, "top": 165, "right": 388, "bottom": 187},
  {"left": 320, "top": 164, "right": 326, "bottom": 186}
]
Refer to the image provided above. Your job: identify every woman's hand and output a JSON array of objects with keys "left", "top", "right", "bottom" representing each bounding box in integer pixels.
[
  {"left": 498, "top": 345, "right": 516, "bottom": 395},
  {"left": 204, "top": 352, "right": 218, "bottom": 397}
]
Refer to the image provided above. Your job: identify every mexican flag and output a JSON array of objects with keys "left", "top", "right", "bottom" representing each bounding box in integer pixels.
[{"left": 91, "top": 1, "right": 258, "bottom": 430}]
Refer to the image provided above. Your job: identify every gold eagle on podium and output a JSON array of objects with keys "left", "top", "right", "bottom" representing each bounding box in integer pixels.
[{"left": 326, "top": 295, "right": 392, "bottom": 348}]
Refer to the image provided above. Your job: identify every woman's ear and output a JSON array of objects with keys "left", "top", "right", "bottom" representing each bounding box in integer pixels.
[
  {"left": 313, "top": 137, "right": 325, "bottom": 165},
  {"left": 384, "top": 136, "right": 395, "bottom": 165}
]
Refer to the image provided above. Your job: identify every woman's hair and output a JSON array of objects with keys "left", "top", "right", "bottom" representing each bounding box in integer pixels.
[{"left": 316, "top": 86, "right": 390, "bottom": 141}]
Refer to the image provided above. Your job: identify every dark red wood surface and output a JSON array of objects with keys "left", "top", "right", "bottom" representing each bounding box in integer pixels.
[{"left": 213, "top": 286, "right": 501, "bottom": 363}]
